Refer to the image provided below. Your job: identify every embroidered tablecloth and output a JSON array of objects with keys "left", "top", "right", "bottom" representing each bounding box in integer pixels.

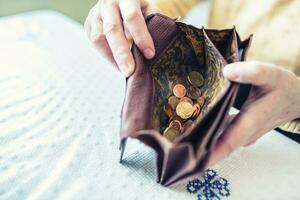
[{"left": 0, "top": 10, "right": 299, "bottom": 200}]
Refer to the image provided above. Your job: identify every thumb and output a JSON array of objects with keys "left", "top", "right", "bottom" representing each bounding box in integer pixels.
[{"left": 223, "top": 61, "right": 280, "bottom": 88}]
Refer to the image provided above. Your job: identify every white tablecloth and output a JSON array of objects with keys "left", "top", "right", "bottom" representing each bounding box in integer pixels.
[{"left": 0, "top": 10, "right": 299, "bottom": 200}]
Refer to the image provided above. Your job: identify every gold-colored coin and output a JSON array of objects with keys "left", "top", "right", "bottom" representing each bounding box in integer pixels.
[
  {"left": 197, "top": 96, "right": 205, "bottom": 107},
  {"left": 173, "top": 84, "right": 186, "bottom": 98},
  {"left": 168, "top": 96, "right": 180, "bottom": 110},
  {"left": 180, "top": 96, "right": 193, "bottom": 105},
  {"left": 169, "top": 120, "right": 182, "bottom": 131},
  {"left": 188, "top": 71, "right": 204, "bottom": 87},
  {"left": 164, "top": 103, "right": 174, "bottom": 118},
  {"left": 176, "top": 101, "right": 193, "bottom": 119},
  {"left": 163, "top": 126, "right": 180, "bottom": 142}
]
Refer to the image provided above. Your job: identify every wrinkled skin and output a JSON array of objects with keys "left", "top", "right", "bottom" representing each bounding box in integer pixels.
[
  {"left": 85, "top": 0, "right": 300, "bottom": 165},
  {"left": 84, "top": 0, "right": 158, "bottom": 77},
  {"left": 208, "top": 61, "right": 300, "bottom": 166}
]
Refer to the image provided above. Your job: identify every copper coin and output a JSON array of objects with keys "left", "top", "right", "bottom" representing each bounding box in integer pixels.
[
  {"left": 191, "top": 103, "right": 201, "bottom": 119},
  {"left": 164, "top": 103, "right": 174, "bottom": 118},
  {"left": 176, "top": 101, "right": 193, "bottom": 119},
  {"left": 180, "top": 96, "right": 193, "bottom": 105},
  {"left": 173, "top": 84, "right": 186, "bottom": 98},
  {"left": 186, "top": 85, "right": 202, "bottom": 100},
  {"left": 168, "top": 96, "right": 180, "bottom": 110},
  {"left": 197, "top": 96, "right": 205, "bottom": 107},
  {"left": 182, "top": 119, "right": 194, "bottom": 132},
  {"left": 169, "top": 120, "right": 182, "bottom": 131},
  {"left": 163, "top": 126, "right": 180, "bottom": 142},
  {"left": 169, "top": 114, "right": 184, "bottom": 123}
]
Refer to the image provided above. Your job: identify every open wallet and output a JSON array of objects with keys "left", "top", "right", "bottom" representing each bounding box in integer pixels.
[{"left": 119, "top": 14, "right": 253, "bottom": 186}]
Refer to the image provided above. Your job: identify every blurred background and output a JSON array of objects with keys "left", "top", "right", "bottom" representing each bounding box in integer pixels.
[{"left": 0, "top": 0, "right": 97, "bottom": 23}]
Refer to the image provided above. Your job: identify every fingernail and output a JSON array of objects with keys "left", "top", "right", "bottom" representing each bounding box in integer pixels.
[
  {"left": 143, "top": 48, "right": 155, "bottom": 59},
  {"left": 121, "top": 62, "right": 135, "bottom": 77}
]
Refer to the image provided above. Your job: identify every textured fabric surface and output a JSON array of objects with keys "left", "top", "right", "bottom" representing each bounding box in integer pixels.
[{"left": 0, "top": 10, "right": 299, "bottom": 200}]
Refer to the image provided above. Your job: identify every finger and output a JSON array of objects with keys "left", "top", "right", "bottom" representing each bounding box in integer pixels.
[
  {"left": 84, "top": 11, "right": 92, "bottom": 37},
  {"left": 207, "top": 132, "right": 237, "bottom": 167},
  {"left": 208, "top": 93, "right": 274, "bottom": 166},
  {"left": 223, "top": 61, "right": 280, "bottom": 88},
  {"left": 101, "top": 1, "right": 135, "bottom": 77},
  {"left": 85, "top": 4, "right": 116, "bottom": 65},
  {"left": 208, "top": 111, "right": 248, "bottom": 167},
  {"left": 90, "top": 19, "right": 116, "bottom": 65},
  {"left": 140, "top": 0, "right": 160, "bottom": 16},
  {"left": 119, "top": 0, "right": 155, "bottom": 59}
]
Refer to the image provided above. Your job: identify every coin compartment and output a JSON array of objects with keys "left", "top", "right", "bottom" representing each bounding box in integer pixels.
[{"left": 151, "top": 25, "right": 233, "bottom": 137}]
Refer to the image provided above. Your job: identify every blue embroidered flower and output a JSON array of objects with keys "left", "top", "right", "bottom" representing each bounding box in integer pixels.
[{"left": 187, "top": 169, "right": 230, "bottom": 200}]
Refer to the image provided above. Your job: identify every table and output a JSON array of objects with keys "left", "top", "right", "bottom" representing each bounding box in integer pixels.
[{"left": 0, "top": 10, "right": 299, "bottom": 200}]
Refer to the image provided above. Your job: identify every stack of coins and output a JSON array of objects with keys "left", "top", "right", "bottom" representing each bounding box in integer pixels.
[{"left": 163, "top": 71, "right": 206, "bottom": 142}]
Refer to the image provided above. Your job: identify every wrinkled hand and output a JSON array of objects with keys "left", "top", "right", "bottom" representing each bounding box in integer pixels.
[
  {"left": 85, "top": 0, "right": 158, "bottom": 77},
  {"left": 209, "top": 61, "right": 300, "bottom": 166}
]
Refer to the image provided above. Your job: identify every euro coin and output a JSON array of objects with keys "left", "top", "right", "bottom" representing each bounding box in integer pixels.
[
  {"left": 164, "top": 103, "right": 174, "bottom": 118},
  {"left": 196, "top": 96, "right": 205, "bottom": 107},
  {"left": 169, "top": 114, "right": 184, "bottom": 123},
  {"left": 182, "top": 119, "right": 194, "bottom": 132},
  {"left": 188, "top": 71, "right": 204, "bottom": 87},
  {"left": 176, "top": 101, "right": 193, "bottom": 119},
  {"left": 168, "top": 96, "right": 180, "bottom": 110},
  {"left": 191, "top": 103, "right": 201, "bottom": 119},
  {"left": 173, "top": 84, "right": 187, "bottom": 98},
  {"left": 163, "top": 126, "right": 180, "bottom": 142},
  {"left": 186, "top": 85, "right": 202, "bottom": 100},
  {"left": 169, "top": 120, "right": 182, "bottom": 131},
  {"left": 180, "top": 96, "right": 193, "bottom": 105}
]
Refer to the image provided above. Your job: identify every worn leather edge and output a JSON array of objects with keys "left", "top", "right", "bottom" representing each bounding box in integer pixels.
[{"left": 120, "top": 13, "right": 178, "bottom": 140}]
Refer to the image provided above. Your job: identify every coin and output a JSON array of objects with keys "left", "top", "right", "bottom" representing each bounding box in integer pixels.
[
  {"left": 197, "top": 96, "right": 205, "bottom": 107},
  {"left": 191, "top": 103, "right": 201, "bottom": 119},
  {"left": 164, "top": 103, "right": 174, "bottom": 118},
  {"left": 169, "top": 120, "right": 182, "bottom": 131},
  {"left": 173, "top": 84, "right": 187, "bottom": 98},
  {"left": 163, "top": 126, "right": 180, "bottom": 142},
  {"left": 186, "top": 85, "right": 202, "bottom": 100},
  {"left": 169, "top": 114, "right": 184, "bottom": 123},
  {"left": 168, "top": 96, "right": 180, "bottom": 110},
  {"left": 176, "top": 101, "right": 193, "bottom": 119},
  {"left": 188, "top": 71, "right": 204, "bottom": 87},
  {"left": 180, "top": 96, "right": 193, "bottom": 105},
  {"left": 182, "top": 119, "right": 194, "bottom": 132}
]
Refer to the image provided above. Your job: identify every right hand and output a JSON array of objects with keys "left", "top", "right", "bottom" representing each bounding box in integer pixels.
[{"left": 84, "top": 0, "right": 158, "bottom": 77}]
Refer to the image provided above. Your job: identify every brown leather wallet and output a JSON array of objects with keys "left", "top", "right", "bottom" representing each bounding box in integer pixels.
[{"left": 119, "top": 14, "right": 252, "bottom": 186}]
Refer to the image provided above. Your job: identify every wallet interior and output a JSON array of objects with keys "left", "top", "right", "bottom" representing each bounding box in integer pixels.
[{"left": 151, "top": 25, "right": 232, "bottom": 134}]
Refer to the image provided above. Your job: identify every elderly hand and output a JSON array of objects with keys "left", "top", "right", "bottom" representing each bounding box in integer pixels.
[
  {"left": 209, "top": 61, "right": 300, "bottom": 166},
  {"left": 84, "top": 0, "right": 158, "bottom": 77}
]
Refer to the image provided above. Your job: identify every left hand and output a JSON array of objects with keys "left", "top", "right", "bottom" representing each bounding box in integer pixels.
[
  {"left": 208, "top": 61, "right": 300, "bottom": 166},
  {"left": 84, "top": 0, "right": 158, "bottom": 77}
]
